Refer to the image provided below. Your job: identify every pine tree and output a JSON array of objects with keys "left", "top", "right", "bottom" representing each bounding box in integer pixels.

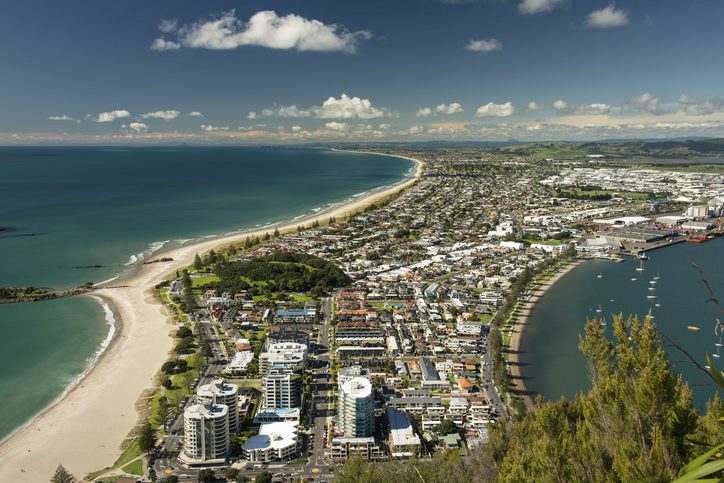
[
  {"left": 193, "top": 253, "right": 202, "bottom": 271},
  {"left": 50, "top": 464, "right": 75, "bottom": 483}
]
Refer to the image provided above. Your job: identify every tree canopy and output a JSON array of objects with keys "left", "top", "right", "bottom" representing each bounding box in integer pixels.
[{"left": 336, "top": 315, "right": 723, "bottom": 482}]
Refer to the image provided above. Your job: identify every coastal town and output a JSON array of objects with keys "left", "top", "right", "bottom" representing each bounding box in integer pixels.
[{"left": 93, "top": 149, "right": 724, "bottom": 483}]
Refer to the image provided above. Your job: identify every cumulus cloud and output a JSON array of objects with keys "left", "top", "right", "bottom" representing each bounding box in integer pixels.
[
  {"left": 622, "top": 92, "right": 670, "bottom": 115},
  {"left": 526, "top": 101, "right": 543, "bottom": 111},
  {"left": 201, "top": 124, "right": 230, "bottom": 131},
  {"left": 128, "top": 122, "right": 148, "bottom": 133},
  {"left": 151, "top": 38, "right": 181, "bottom": 51},
  {"left": 586, "top": 5, "right": 629, "bottom": 28},
  {"left": 141, "top": 110, "right": 180, "bottom": 121},
  {"left": 324, "top": 121, "right": 348, "bottom": 131},
  {"left": 576, "top": 103, "right": 611, "bottom": 115},
  {"left": 247, "top": 111, "right": 257, "bottom": 120},
  {"left": 518, "top": 0, "right": 564, "bottom": 15},
  {"left": 476, "top": 101, "right": 514, "bottom": 117},
  {"left": 677, "top": 94, "right": 724, "bottom": 116},
  {"left": 48, "top": 115, "right": 75, "bottom": 121},
  {"left": 466, "top": 38, "right": 502, "bottom": 53},
  {"left": 151, "top": 10, "right": 372, "bottom": 53},
  {"left": 264, "top": 94, "right": 394, "bottom": 119},
  {"left": 158, "top": 19, "right": 178, "bottom": 33},
  {"left": 94, "top": 110, "right": 130, "bottom": 122},
  {"left": 407, "top": 125, "right": 425, "bottom": 134},
  {"left": 552, "top": 99, "right": 569, "bottom": 112},
  {"left": 435, "top": 102, "right": 463, "bottom": 115},
  {"left": 416, "top": 107, "right": 433, "bottom": 118},
  {"left": 188, "top": 111, "right": 204, "bottom": 117}
]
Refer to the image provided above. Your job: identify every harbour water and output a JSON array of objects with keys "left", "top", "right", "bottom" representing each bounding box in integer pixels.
[
  {"left": 0, "top": 146, "right": 412, "bottom": 440},
  {"left": 519, "top": 237, "right": 724, "bottom": 410}
]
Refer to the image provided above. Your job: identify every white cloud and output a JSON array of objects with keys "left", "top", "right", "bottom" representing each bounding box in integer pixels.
[
  {"left": 201, "top": 124, "right": 230, "bottom": 131},
  {"left": 324, "top": 121, "right": 348, "bottom": 131},
  {"left": 141, "top": 110, "right": 180, "bottom": 121},
  {"left": 577, "top": 103, "right": 611, "bottom": 115},
  {"left": 416, "top": 107, "right": 433, "bottom": 118},
  {"left": 378, "top": 123, "right": 391, "bottom": 130},
  {"left": 407, "top": 125, "right": 424, "bottom": 134},
  {"left": 586, "top": 5, "right": 629, "bottom": 28},
  {"left": 48, "top": 115, "right": 75, "bottom": 121},
  {"left": 526, "top": 101, "right": 543, "bottom": 111},
  {"left": 552, "top": 99, "right": 569, "bottom": 112},
  {"left": 94, "top": 110, "right": 130, "bottom": 122},
  {"left": 466, "top": 38, "right": 502, "bottom": 53},
  {"left": 291, "top": 125, "right": 303, "bottom": 132},
  {"left": 266, "top": 94, "right": 394, "bottom": 119},
  {"left": 677, "top": 95, "right": 724, "bottom": 116},
  {"left": 152, "top": 10, "right": 372, "bottom": 53},
  {"left": 188, "top": 111, "right": 204, "bottom": 117},
  {"left": 128, "top": 122, "right": 148, "bottom": 133},
  {"left": 435, "top": 102, "right": 463, "bottom": 115},
  {"left": 623, "top": 92, "right": 669, "bottom": 115},
  {"left": 151, "top": 38, "right": 181, "bottom": 51},
  {"left": 518, "top": 0, "right": 564, "bottom": 15},
  {"left": 476, "top": 101, "right": 514, "bottom": 117},
  {"left": 247, "top": 111, "right": 257, "bottom": 120},
  {"left": 158, "top": 19, "right": 178, "bottom": 33}
]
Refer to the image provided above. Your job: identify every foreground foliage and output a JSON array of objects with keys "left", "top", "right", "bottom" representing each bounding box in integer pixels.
[{"left": 336, "top": 315, "right": 723, "bottom": 482}]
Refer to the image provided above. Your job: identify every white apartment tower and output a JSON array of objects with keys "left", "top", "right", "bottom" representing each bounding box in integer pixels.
[
  {"left": 197, "top": 379, "right": 240, "bottom": 432},
  {"left": 338, "top": 375, "right": 374, "bottom": 437},
  {"left": 181, "top": 403, "right": 230, "bottom": 464},
  {"left": 263, "top": 372, "right": 302, "bottom": 409}
]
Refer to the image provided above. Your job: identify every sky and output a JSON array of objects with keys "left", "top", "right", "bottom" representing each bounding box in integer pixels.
[{"left": 2, "top": 0, "right": 724, "bottom": 144}]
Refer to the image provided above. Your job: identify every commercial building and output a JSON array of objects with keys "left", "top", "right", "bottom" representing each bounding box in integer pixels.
[
  {"left": 387, "top": 408, "right": 422, "bottom": 459},
  {"left": 197, "top": 379, "right": 240, "bottom": 432},
  {"left": 181, "top": 403, "right": 230, "bottom": 465},
  {"left": 338, "top": 375, "right": 374, "bottom": 438},
  {"left": 241, "top": 421, "right": 300, "bottom": 463},
  {"left": 262, "top": 372, "right": 302, "bottom": 409}
]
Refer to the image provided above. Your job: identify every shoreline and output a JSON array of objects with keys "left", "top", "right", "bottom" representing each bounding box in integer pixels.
[
  {"left": 0, "top": 151, "right": 424, "bottom": 482},
  {"left": 508, "top": 259, "right": 586, "bottom": 410}
]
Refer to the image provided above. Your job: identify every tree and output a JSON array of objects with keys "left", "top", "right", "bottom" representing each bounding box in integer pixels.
[
  {"left": 138, "top": 422, "right": 157, "bottom": 455},
  {"left": 224, "top": 467, "right": 240, "bottom": 481},
  {"left": 255, "top": 471, "right": 273, "bottom": 483},
  {"left": 164, "top": 476, "right": 179, "bottom": 483},
  {"left": 148, "top": 467, "right": 157, "bottom": 482},
  {"left": 433, "top": 418, "right": 458, "bottom": 435},
  {"left": 157, "top": 397, "right": 170, "bottom": 430},
  {"left": 50, "top": 464, "right": 75, "bottom": 483},
  {"left": 197, "top": 468, "right": 215, "bottom": 482},
  {"left": 194, "top": 253, "right": 202, "bottom": 271}
]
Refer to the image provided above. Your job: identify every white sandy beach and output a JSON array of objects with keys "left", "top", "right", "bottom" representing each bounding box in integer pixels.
[{"left": 0, "top": 153, "right": 423, "bottom": 482}]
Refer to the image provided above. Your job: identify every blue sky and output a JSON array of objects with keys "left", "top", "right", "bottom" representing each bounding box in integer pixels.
[{"left": 3, "top": 0, "right": 724, "bottom": 143}]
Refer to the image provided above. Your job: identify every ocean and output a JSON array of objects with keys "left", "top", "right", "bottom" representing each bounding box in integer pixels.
[
  {"left": 519, "top": 237, "right": 724, "bottom": 411},
  {"left": 0, "top": 146, "right": 412, "bottom": 440}
]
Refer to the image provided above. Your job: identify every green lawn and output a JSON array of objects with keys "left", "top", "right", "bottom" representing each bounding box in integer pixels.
[
  {"left": 122, "top": 459, "right": 143, "bottom": 476},
  {"left": 85, "top": 440, "right": 142, "bottom": 480},
  {"left": 191, "top": 274, "right": 220, "bottom": 288}
]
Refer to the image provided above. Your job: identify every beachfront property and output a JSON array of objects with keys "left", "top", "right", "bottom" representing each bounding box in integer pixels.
[
  {"left": 180, "top": 403, "right": 230, "bottom": 465},
  {"left": 258, "top": 342, "right": 307, "bottom": 374},
  {"left": 196, "top": 379, "right": 240, "bottom": 433}
]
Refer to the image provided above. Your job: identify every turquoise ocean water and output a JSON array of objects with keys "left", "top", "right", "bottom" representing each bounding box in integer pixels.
[
  {"left": 0, "top": 146, "right": 412, "bottom": 440},
  {"left": 519, "top": 237, "right": 724, "bottom": 410}
]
